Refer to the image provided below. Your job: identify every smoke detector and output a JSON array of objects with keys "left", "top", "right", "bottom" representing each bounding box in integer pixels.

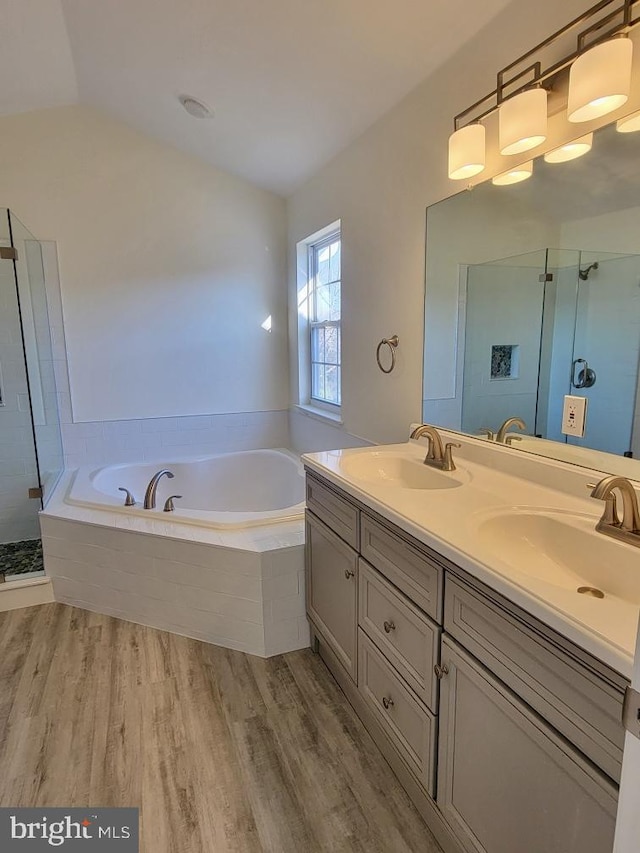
[{"left": 178, "top": 95, "right": 214, "bottom": 119}]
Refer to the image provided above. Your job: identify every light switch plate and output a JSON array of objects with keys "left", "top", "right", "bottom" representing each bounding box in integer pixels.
[{"left": 561, "top": 395, "right": 588, "bottom": 437}]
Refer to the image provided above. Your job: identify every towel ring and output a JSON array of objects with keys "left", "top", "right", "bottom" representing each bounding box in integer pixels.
[{"left": 376, "top": 335, "right": 399, "bottom": 374}]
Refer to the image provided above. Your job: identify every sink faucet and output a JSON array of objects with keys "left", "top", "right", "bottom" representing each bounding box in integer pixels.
[
  {"left": 590, "top": 476, "right": 640, "bottom": 547},
  {"left": 496, "top": 417, "right": 526, "bottom": 444},
  {"left": 410, "top": 424, "right": 460, "bottom": 472},
  {"left": 144, "top": 469, "right": 175, "bottom": 510}
]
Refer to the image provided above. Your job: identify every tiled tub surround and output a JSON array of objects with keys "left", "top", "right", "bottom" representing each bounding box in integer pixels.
[
  {"left": 41, "top": 471, "right": 308, "bottom": 657},
  {"left": 60, "top": 410, "right": 291, "bottom": 468}
]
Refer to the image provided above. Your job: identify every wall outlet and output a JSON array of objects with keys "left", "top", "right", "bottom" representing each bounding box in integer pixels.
[{"left": 561, "top": 395, "right": 588, "bottom": 437}]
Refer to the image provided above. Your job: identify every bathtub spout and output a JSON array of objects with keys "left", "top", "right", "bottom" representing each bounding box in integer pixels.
[{"left": 144, "top": 470, "right": 175, "bottom": 510}]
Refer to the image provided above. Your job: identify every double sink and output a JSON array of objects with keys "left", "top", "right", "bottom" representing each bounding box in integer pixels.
[{"left": 339, "top": 447, "right": 640, "bottom": 608}]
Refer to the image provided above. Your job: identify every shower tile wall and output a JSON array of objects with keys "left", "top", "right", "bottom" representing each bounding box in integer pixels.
[
  {"left": 0, "top": 263, "right": 41, "bottom": 543},
  {"left": 60, "top": 410, "right": 291, "bottom": 467}
]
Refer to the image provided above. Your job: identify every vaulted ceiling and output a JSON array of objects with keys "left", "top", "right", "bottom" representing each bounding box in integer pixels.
[{"left": 2, "top": 0, "right": 513, "bottom": 194}]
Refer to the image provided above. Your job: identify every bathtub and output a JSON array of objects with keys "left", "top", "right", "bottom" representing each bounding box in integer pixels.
[
  {"left": 66, "top": 448, "right": 306, "bottom": 529},
  {"left": 44, "top": 447, "right": 309, "bottom": 656}
]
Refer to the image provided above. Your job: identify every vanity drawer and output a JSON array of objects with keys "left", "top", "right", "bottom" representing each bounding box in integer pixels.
[
  {"left": 360, "top": 513, "right": 443, "bottom": 623},
  {"left": 445, "top": 574, "right": 626, "bottom": 781},
  {"left": 306, "top": 473, "right": 359, "bottom": 549},
  {"left": 358, "top": 559, "right": 440, "bottom": 712},
  {"left": 358, "top": 628, "right": 437, "bottom": 796}
]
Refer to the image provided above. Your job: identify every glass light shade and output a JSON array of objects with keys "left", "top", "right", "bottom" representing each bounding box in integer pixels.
[
  {"left": 568, "top": 38, "right": 633, "bottom": 122},
  {"left": 617, "top": 109, "right": 640, "bottom": 132},
  {"left": 499, "top": 89, "right": 548, "bottom": 155},
  {"left": 543, "top": 133, "right": 593, "bottom": 163},
  {"left": 491, "top": 161, "right": 534, "bottom": 186},
  {"left": 448, "top": 124, "right": 485, "bottom": 180}
]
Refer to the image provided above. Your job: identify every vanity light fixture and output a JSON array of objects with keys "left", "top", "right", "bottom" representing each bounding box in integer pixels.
[
  {"left": 448, "top": 124, "right": 486, "bottom": 180},
  {"left": 447, "top": 0, "right": 640, "bottom": 184},
  {"left": 567, "top": 37, "right": 633, "bottom": 122},
  {"left": 544, "top": 132, "right": 594, "bottom": 162},
  {"left": 491, "top": 161, "right": 534, "bottom": 186},
  {"left": 499, "top": 88, "right": 548, "bottom": 155},
  {"left": 616, "top": 107, "right": 640, "bottom": 130}
]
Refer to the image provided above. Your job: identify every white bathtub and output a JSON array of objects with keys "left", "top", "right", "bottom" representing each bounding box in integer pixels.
[{"left": 66, "top": 448, "right": 306, "bottom": 529}]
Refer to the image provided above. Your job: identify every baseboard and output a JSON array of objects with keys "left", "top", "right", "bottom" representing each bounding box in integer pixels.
[
  {"left": 311, "top": 624, "right": 463, "bottom": 853},
  {"left": 0, "top": 577, "right": 54, "bottom": 612}
]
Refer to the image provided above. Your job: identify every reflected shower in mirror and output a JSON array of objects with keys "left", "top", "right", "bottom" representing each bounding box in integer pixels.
[{"left": 423, "top": 121, "right": 640, "bottom": 475}]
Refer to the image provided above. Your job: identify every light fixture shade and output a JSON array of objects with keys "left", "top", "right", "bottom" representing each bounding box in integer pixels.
[
  {"left": 617, "top": 109, "right": 640, "bottom": 132},
  {"left": 499, "top": 89, "right": 548, "bottom": 155},
  {"left": 543, "top": 133, "right": 593, "bottom": 163},
  {"left": 492, "top": 161, "right": 534, "bottom": 186},
  {"left": 448, "top": 124, "right": 485, "bottom": 180},
  {"left": 568, "top": 38, "right": 633, "bottom": 122}
]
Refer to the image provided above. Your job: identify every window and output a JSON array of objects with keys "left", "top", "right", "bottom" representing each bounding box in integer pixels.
[
  {"left": 308, "top": 230, "right": 341, "bottom": 408},
  {"left": 296, "top": 221, "right": 342, "bottom": 418}
]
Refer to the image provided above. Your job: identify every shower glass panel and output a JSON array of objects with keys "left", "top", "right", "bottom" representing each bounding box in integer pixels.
[
  {"left": 9, "top": 213, "right": 64, "bottom": 497},
  {"left": 461, "top": 249, "right": 548, "bottom": 437},
  {"left": 0, "top": 209, "right": 63, "bottom": 581},
  {"left": 566, "top": 251, "right": 640, "bottom": 455}
]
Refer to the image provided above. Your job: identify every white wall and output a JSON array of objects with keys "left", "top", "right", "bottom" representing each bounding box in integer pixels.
[
  {"left": 287, "top": 0, "right": 589, "bottom": 446},
  {"left": 0, "top": 106, "right": 288, "bottom": 425}
]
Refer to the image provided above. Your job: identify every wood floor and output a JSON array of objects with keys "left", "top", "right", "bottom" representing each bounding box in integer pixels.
[{"left": 0, "top": 603, "right": 441, "bottom": 853}]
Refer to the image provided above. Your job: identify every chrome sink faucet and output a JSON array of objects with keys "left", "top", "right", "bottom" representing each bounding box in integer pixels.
[
  {"left": 144, "top": 469, "right": 175, "bottom": 510},
  {"left": 496, "top": 417, "right": 526, "bottom": 444},
  {"left": 590, "top": 476, "right": 640, "bottom": 547},
  {"left": 410, "top": 424, "right": 460, "bottom": 472}
]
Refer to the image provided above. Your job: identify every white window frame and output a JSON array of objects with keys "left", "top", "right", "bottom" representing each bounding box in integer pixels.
[{"left": 296, "top": 220, "right": 342, "bottom": 421}]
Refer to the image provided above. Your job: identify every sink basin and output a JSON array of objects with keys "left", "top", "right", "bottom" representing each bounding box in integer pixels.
[
  {"left": 341, "top": 451, "right": 466, "bottom": 490},
  {"left": 476, "top": 510, "right": 640, "bottom": 603}
]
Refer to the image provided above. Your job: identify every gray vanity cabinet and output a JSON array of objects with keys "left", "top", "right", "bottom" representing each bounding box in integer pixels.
[
  {"left": 303, "top": 470, "right": 625, "bottom": 853},
  {"left": 305, "top": 510, "right": 359, "bottom": 682},
  {"left": 437, "top": 636, "right": 618, "bottom": 853}
]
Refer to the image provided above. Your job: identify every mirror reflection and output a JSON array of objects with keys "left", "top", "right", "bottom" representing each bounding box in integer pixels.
[{"left": 423, "top": 121, "right": 640, "bottom": 473}]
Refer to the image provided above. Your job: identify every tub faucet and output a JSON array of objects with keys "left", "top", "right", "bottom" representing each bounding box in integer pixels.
[
  {"left": 590, "top": 476, "right": 640, "bottom": 547},
  {"left": 144, "top": 469, "right": 175, "bottom": 510},
  {"left": 410, "top": 424, "right": 460, "bottom": 472},
  {"left": 496, "top": 417, "right": 526, "bottom": 444}
]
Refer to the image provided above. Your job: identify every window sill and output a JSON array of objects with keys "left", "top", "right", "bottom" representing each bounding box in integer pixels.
[{"left": 292, "top": 403, "right": 343, "bottom": 426}]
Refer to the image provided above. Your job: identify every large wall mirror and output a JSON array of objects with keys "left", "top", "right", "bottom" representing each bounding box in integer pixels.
[{"left": 423, "top": 120, "right": 640, "bottom": 476}]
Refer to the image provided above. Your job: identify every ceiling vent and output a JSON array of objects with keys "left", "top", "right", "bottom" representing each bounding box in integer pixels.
[{"left": 178, "top": 95, "right": 214, "bottom": 119}]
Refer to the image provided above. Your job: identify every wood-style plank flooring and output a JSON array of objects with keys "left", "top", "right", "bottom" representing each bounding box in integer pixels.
[{"left": 0, "top": 603, "right": 441, "bottom": 852}]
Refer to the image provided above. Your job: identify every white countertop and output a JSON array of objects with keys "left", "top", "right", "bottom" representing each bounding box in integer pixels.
[{"left": 303, "top": 439, "right": 640, "bottom": 679}]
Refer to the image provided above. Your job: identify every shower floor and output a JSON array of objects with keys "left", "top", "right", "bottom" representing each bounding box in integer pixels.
[{"left": 0, "top": 539, "right": 44, "bottom": 579}]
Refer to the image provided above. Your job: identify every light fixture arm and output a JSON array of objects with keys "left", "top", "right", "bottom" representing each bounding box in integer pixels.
[{"left": 453, "top": 0, "right": 638, "bottom": 132}]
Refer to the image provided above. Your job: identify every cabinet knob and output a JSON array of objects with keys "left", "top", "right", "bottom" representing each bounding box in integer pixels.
[
  {"left": 344, "top": 568, "right": 355, "bottom": 579},
  {"left": 434, "top": 663, "right": 449, "bottom": 679},
  {"left": 382, "top": 695, "right": 394, "bottom": 710},
  {"left": 383, "top": 620, "right": 396, "bottom": 634}
]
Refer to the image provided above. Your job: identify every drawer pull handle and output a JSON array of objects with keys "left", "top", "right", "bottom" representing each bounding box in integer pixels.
[
  {"left": 383, "top": 620, "right": 396, "bottom": 634},
  {"left": 434, "top": 663, "right": 449, "bottom": 679},
  {"left": 344, "top": 568, "right": 355, "bottom": 579},
  {"left": 382, "top": 695, "right": 394, "bottom": 710}
]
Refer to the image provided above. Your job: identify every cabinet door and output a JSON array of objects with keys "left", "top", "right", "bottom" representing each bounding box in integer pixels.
[
  {"left": 306, "top": 511, "right": 358, "bottom": 681},
  {"left": 437, "top": 636, "right": 617, "bottom": 853}
]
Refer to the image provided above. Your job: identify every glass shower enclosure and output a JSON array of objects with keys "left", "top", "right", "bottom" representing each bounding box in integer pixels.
[
  {"left": 0, "top": 209, "right": 63, "bottom": 582},
  {"left": 461, "top": 248, "right": 640, "bottom": 457}
]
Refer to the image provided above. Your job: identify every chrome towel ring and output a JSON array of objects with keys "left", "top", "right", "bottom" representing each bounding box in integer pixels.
[{"left": 376, "top": 335, "right": 399, "bottom": 374}]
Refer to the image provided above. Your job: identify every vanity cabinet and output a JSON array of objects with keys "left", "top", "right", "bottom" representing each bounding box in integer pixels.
[
  {"left": 304, "top": 470, "right": 626, "bottom": 853},
  {"left": 305, "top": 510, "right": 359, "bottom": 681},
  {"left": 437, "top": 636, "right": 618, "bottom": 853}
]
